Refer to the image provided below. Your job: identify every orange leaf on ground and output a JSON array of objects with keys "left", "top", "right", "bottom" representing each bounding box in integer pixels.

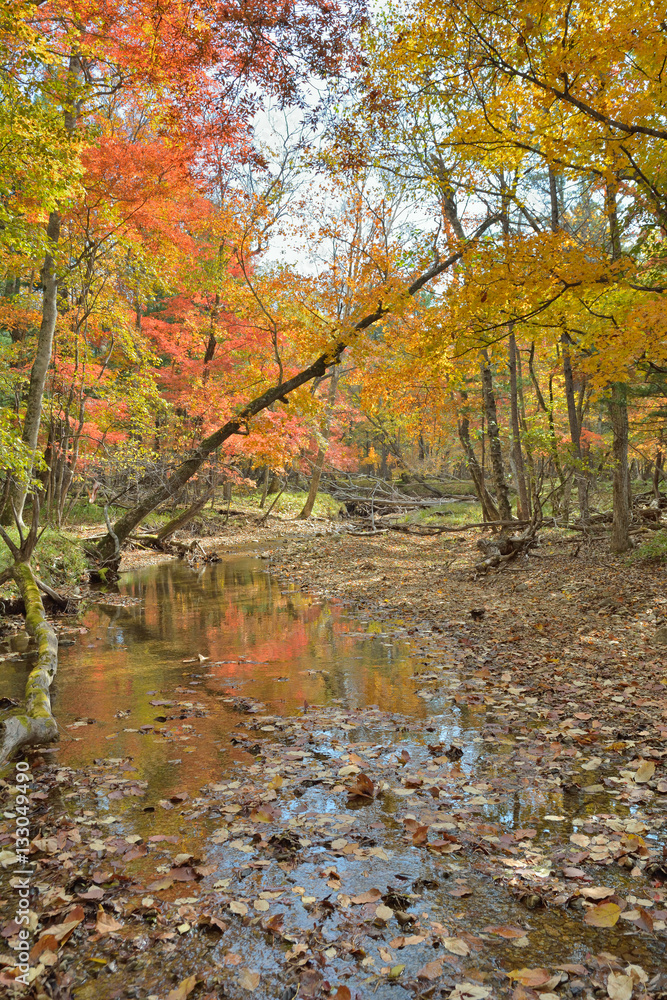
[
  {"left": 508, "top": 969, "right": 551, "bottom": 987},
  {"left": 417, "top": 960, "right": 444, "bottom": 980},
  {"left": 348, "top": 773, "right": 375, "bottom": 798},
  {"left": 484, "top": 925, "right": 526, "bottom": 939}
]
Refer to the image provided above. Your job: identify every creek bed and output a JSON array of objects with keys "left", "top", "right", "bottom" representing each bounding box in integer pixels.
[{"left": 0, "top": 555, "right": 665, "bottom": 999}]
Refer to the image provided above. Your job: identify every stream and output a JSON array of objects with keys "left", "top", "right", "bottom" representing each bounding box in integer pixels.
[{"left": 0, "top": 553, "right": 665, "bottom": 999}]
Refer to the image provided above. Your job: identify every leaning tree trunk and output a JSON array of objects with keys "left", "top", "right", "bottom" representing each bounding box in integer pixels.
[
  {"left": 609, "top": 382, "right": 632, "bottom": 553},
  {"left": 480, "top": 353, "right": 513, "bottom": 523},
  {"left": 91, "top": 216, "right": 499, "bottom": 566},
  {"left": 0, "top": 563, "right": 59, "bottom": 763}
]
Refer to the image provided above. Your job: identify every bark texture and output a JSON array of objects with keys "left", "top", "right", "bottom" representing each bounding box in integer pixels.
[
  {"left": 299, "top": 371, "right": 338, "bottom": 519},
  {"left": 508, "top": 330, "right": 530, "bottom": 519},
  {"left": 457, "top": 408, "right": 499, "bottom": 522},
  {"left": 480, "top": 354, "right": 513, "bottom": 523},
  {"left": 609, "top": 382, "right": 632, "bottom": 553},
  {"left": 561, "top": 333, "right": 589, "bottom": 523},
  {"left": 2, "top": 212, "right": 61, "bottom": 526}
]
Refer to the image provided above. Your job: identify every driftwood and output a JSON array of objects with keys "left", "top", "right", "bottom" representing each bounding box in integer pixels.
[
  {"left": 474, "top": 526, "right": 540, "bottom": 573},
  {"left": 0, "top": 562, "right": 59, "bottom": 763},
  {"left": 34, "top": 575, "right": 67, "bottom": 609}
]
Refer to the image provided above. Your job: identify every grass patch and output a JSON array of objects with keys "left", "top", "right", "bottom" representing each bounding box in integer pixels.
[
  {"left": 629, "top": 529, "right": 667, "bottom": 563},
  {"left": 394, "top": 499, "right": 482, "bottom": 528},
  {"left": 0, "top": 528, "right": 88, "bottom": 587},
  {"left": 230, "top": 487, "right": 342, "bottom": 519},
  {"left": 62, "top": 500, "right": 130, "bottom": 528}
]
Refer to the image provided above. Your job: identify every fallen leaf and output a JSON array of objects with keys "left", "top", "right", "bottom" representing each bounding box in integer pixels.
[
  {"left": 417, "top": 959, "right": 443, "bottom": 980},
  {"left": 584, "top": 902, "right": 621, "bottom": 927},
  {"left": 348, "top": 773, "right": 375, "bottom": 798},
  {"left": 448, "top": 886, "right": 473, "bottom": 897},
  {"left": 633, "top": 907, "right": 654, "bottom": 933},
  {"left": 563, "top": 867, "right": 588, "bottom": 879},
  {"left": 634, "top": 760, "right": 655, "bottom": 784},
  {"left": 147, "top": 877, "right": 174, "bottom": 891},
  {"left": 350, "top": 889, "right": 382, "bottom": 904},
  {"left": 333, "top": 988, "right": 351, "bottom": 1000},
  {"left": 78, "top": 886, "right": 104, "bottom": 900},
  {"left": 607, "top": 972, "right": 633, "bottom": 1000},
  {"left": 388, "top": 965, "right": 405, "bottom": 979},
  {"left": 443, "top": 936, "right": 470, "bottom": 956},
  {"left": 95, "top": 910, "right": 123, "bottom": 936},
  {"left": 449, "top": 985, "right": 491, "bottom": 1000},
  {"left": 166, "top": 975, "right": 198, "bottom": 1000},
  {"left": 508, "top": 969, "right": 551, "bottom": 987},
  {"left": 238, "top": 969, "right": 260, "bottom": 990},
  {"left": 484, "top": 925, "right": 526, "bottom": 939},
  {"left": 230, "top": 901, "right": 248, "bottom": 916},
  {"left": 169, "top": 866, "right": 198, "bottom": 882},
  {"left": 39, "top": 906, "right": 85, "bottom": 946},
  {"left": 580, "top": 887, "right": 614, "bottom": 900}
]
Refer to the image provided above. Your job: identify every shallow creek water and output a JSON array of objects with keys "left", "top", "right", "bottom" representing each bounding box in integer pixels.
[{"left": 1, "top": 554, "right": 665, "bottom": 998}]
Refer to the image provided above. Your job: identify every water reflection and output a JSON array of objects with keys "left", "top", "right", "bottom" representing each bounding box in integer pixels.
[{"left": 1, "top": 557, "right": 427, "bottom": 791}]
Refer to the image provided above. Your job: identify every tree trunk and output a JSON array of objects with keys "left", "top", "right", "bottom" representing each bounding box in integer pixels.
[
  {"left": 1, "top": 212, "right": 61, "bottom": 527},
  {"left": 299, "top": 447, "right": 326, "bottom": 519},
  {"left": 91, "top": 216, "right": 499, "bottom": 565},
  {"left": 300, "top": 370, "right": 338, "bottom": 519},
  {"left": 457, "top": 404, "right": 499, "bottom": 522},
  {"left": 155, "top": 489, "right": 215, "bottom": 541},
  {"left": 604, "top": 176, "right": 631, "bottom": 550},
  {"left": 508, "top": 328, "right": 530, "bottom": 519},
  {"left": 480, "top": 353, "right": 513, "bottom": 522},
  {"left": 653, "top": 449, "right": 664, "bottom": 500},
  {"left": 259, "top": 467, "right": 270, "bottom": 509},
  {"left": 561, "top": 333, "right": 589, "bottom": 523},
  {"left": 3, "top": 53, "right": 81, "bottom": 527},
  {"left": 609, "top": 382, "right": 632, "bottom": 553},
  {"left": 0, "top": 562, "right": 59, "bottom": 763}
]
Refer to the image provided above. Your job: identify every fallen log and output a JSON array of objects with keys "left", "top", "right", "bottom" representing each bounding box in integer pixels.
[
  {"left": 156, "top": 489, "right": 215, "bottom": 542},
  {"left": 388, "top": 519, "right": 529, "bottom": 535},
  {"left": 0, "top": 562, "right": 59, "bottom": 764},
  {"left": 473, "top": 526, "right": 539, "bottom": 573}
]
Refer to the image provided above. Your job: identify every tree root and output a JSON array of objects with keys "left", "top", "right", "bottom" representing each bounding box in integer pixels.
[{"left": 0, "top": 563, "right": 59, "bottom": 764}]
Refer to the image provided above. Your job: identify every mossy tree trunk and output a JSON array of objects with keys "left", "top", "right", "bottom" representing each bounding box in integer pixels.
[{"left": 0, "top": 563, "right": 59, "bottom": 763}]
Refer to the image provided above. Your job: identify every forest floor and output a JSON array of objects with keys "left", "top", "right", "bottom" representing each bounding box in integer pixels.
[{"left": 1, "top": 512, "right": 667, "bottom": 1000}]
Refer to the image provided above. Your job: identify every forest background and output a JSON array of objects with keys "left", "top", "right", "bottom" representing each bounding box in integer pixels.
[{"left": 1, "top": 0, "right": 667, "bottom": 572}]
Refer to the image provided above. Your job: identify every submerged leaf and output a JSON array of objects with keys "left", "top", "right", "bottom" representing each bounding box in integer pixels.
[{"left": 584, "top": 902, "right": 621, "bottom": 927}]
